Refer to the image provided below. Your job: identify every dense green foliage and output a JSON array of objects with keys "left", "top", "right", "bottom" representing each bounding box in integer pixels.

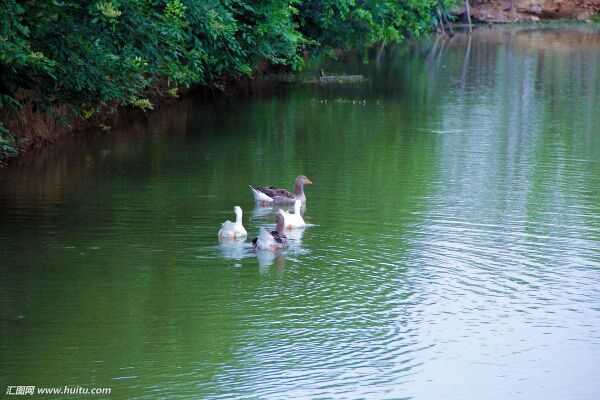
[
  {"left": 297, "top": 0, "right": 436, "bottom": 52},
  {"left": 0, "top": 0, "right": 443, "bottom": 158}
]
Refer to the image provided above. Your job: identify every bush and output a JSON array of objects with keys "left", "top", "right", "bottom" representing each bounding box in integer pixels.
[
  {"left": 0, "top": 123, "right": 17, "bottom": 161},
  {"left": 0, "top": 0, "right": 441, "bottom": 148}
]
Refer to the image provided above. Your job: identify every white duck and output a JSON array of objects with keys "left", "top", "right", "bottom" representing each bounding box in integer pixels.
[
  {"left": 278, "top": 199, "right": 305, "bottom": 229},
  {"left": 218, "top": 206, "right": 247, "bottom": 240}
]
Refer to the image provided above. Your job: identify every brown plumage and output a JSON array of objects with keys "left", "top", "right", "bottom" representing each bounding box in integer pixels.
[
  {"left": 252, "top": 213, "right": 288, "bottom": 250},
  {"left": 249, "top": 175, "right": 313, "bottom": 205}
]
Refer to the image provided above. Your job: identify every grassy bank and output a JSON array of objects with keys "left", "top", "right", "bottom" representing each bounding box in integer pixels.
[
  {"left": 0, "top": 0, "right": 444, "bottom": 163},
  {"left": 4, "top": 2, "right": 597, "bottom": 164}
]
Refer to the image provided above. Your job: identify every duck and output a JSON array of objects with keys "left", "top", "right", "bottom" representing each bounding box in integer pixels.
[
  {"left": 252, "top": 212, "right": 288, "bottom": 251},
  {"left": 279, "top": 199, "right": 305, "bottom": 229},
  {"left": 249, "top": 175, "right": 313, "bottom": 206},
  {"left": 218, "top": 206, "right": 247, "bottom": 240}
]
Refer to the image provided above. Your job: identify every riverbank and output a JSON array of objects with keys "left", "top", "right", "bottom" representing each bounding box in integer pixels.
[
  {"left": 0, "top": 71, "right": 297, "bottom": 165},
  {"left": 2, "top": 20, "right": 599, "bottom": 165},
  {"left": 0, "top": 0, "right": 441, "bottom": 164}
]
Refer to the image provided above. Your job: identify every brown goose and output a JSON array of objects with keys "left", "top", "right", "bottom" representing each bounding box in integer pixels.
[
  {"left": 252, "top": 212, "right": 289, "bottom": 251},
  {"left": 249, "top": 175, "right": 313, "bottom": 206}
]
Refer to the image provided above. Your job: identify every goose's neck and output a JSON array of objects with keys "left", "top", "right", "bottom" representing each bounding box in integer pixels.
[
  {"left": 275, "top": 220, "right": 285, "bottom": 234},
  {"left": 294, "top": 201, "right": 302, "bottom": 214},
  {"left": 234, "top": 210, "right": 243, "bottom": 224},
  {"left": 294, "top": 181, "right": 304, "bottom": 197}
]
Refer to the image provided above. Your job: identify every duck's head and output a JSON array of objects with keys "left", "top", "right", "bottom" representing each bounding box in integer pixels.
[
  {"left": 233, "top": 206, "right": 243, "bottom": 220},
  {"left": 296, "top": 175, "right": 313, "bottom": 186}
]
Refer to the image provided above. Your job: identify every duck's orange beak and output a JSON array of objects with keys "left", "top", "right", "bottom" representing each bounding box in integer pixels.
[{"left": 306, "top": 179, "right": 313, "bottom": 184}]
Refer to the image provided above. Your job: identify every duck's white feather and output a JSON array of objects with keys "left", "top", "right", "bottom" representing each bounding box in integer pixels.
[
  {"left": 250, "top": 187, "right": 273, "bottom": 203},
  {"left": 218, "top": 207, "right": 247, "bottom": 239},
  {"left": 255, "top": 227, "right": 277, "bottom": 250},
  {"left": 218, "top": 220, "right": 247, "bottom": 239},
  {"left": 279, "top": 200, "right": 305, "bottom": 229}
]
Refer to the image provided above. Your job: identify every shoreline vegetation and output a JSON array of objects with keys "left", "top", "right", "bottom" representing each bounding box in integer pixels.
[{"left": 1, "top": 1, "right": 599, "bottom": 164}]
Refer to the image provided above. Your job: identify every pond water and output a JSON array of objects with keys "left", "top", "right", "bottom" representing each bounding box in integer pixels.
[{"left": 2, "top": 27, "right": 600, "bottom": 399}]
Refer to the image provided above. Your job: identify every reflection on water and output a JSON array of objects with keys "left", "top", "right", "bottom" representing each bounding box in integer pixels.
[
  {"left": 255, "top": 250, "right": 286, "bottom": 270},
  {"left": 1, "top": 27, "right": 600, "bottom": 399},
  {"left": 218, "top": 240, "right": 250, "bottom": 261},
  {"left": 251, "top": 205, "right": 275, "bottom": 219},
  {"left": 284, "top": 226, "right": 306, "bottom": 242}
]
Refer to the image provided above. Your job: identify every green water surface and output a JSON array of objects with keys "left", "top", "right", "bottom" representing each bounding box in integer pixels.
[{"left": 2, "top": 27, "right": 600, "bottom": 399}]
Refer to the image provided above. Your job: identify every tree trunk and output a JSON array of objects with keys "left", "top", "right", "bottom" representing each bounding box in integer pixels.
[{"left": 465, "top": 0, "right": 473, "bottom": 34}]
